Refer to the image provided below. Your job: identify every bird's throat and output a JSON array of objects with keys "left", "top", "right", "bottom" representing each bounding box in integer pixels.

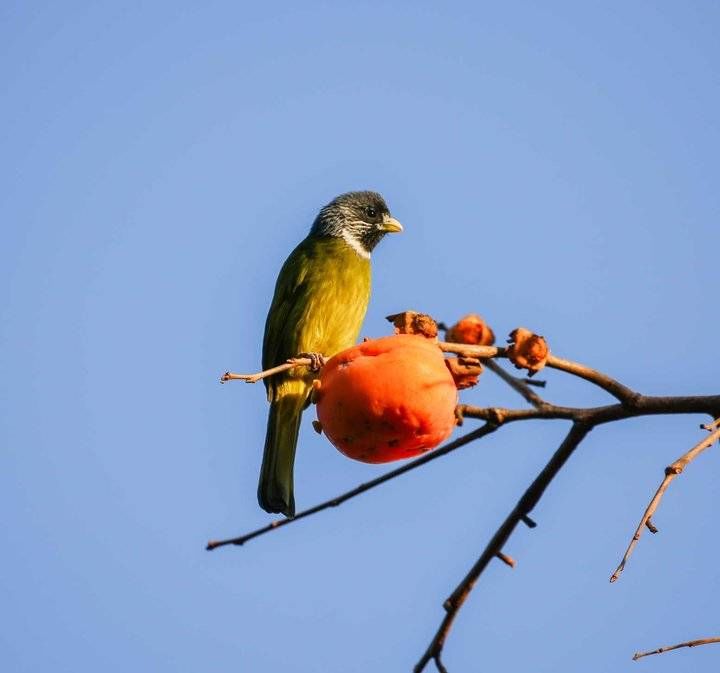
[{"left": 341, "top": 230, "right": 371, "bottom": 259}]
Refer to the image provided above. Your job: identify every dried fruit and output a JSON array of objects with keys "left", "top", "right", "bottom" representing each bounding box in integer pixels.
[
  {"left": 385, "top": 311, "right": 438, "bottom": 339},
  {"left": 314, "top": 335, "right": 457, "bottom": 463},
  {"left": 445, "top": 356, "right": 483, "bottom": 389},
  {"left": 506, "top": 328, "right": 549, "bottom": 375},
  {"left": 446, "top": 314, "right": 495, "bottom": 346}
]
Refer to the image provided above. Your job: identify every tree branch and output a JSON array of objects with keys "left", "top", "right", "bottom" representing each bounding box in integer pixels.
[
  {"left": 209, "top": 396, "right": 720, "bottom": 552},
  {"left": 545, "top": 354, "right": 638, "bottom": 405},
  {"left": 438, "top": 342, "right": 639, "bottom": 404},
  {"left": 216, "top": 333, "right": 720, "bottom": 670},
  {"left": 610, "top": 419, "right": 720, "bottom": 582},
  {"left": 414, "top": 422, "right": 591, "bottom": 673},
  {"left": 220, "top": 356, "right": 315, "bottom": 384},
  {"left": 224, "top": 342, "right": 639, "bottom": 407},
  {"left": 207, "top": 422, "right": 499, "bottom": 550},
  {"left": 484, "top": 359, "right": 546, "bottom": 408},
  {"left": 633, "top": 637, "right": 720, "bottom": 661}
]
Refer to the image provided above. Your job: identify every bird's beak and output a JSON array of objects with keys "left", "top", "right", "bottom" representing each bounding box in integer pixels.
[{"left": 380, "top": 214, "right": 403, "bottom": 233}]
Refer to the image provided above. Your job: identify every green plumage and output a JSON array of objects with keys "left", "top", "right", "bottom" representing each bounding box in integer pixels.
[
  {"left": 258, "top": 191, "right": 401, "bottom": 517},
  {"left": 259, "top": 237, "right": 371, "bottom": 515}
]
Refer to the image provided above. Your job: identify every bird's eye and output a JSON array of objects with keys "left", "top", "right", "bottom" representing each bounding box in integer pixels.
[{"left": 365, "top": 206, "right": 377, "bottom": 218}]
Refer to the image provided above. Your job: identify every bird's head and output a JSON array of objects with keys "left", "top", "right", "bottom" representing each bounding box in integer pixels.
[{"left": 311, "top": 191, "right": 403, "bottom": 258}]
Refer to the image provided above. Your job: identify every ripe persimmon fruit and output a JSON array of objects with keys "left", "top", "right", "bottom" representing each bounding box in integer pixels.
[{"left": 314, "top": 335, "right": 457, "bottom": 463}]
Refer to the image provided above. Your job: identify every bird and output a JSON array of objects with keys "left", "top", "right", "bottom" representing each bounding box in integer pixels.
[{"left": 259, "top": 191, "right": 403, "bottom": 516}]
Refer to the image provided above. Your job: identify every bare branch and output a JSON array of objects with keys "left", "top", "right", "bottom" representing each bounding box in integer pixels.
[
  {"left": 223, "top": 342, "right": 708, "bottom": 418},
  {"left": 209, "top": 396, "right": 720, "bottom": 551},
  {"left": 544, "top": 354, "right": 639, "bottom": 405},
  {"left": 633, "top": 637, "right": 720, "bottom": 661},
  {"left": 437, "top": 342, "right": 501, "bottom": 359},
  {"left": 495, "top": 551, "right": 516, "bottom": 568},
  {"left": 460, "top": 395, "right": 720, "bottom": 427},
  {"left": 207, "top": 422, "right": 499, "bottom": 551},
  {"left": 220, "top": 356, "right": 314, "bottom": 384},
  {"left": 484, "top": 359, "right": 546, "bottom": 408},
  {"left": 215, "top": 331, "right": 720, "bottom": 669},
  {"left": 414, "top": 423, "right": 591, "bottom": 673},
  {"left": 439, "top": 341, "right": 639, "bottom": 405},
  {"left": 610, "top": 419, "right": 720, "bottom": 582}
]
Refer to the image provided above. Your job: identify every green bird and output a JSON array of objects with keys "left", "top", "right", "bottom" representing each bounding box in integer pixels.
[{"left": 259, "top": 191, "right": 403, "bottom": 516}]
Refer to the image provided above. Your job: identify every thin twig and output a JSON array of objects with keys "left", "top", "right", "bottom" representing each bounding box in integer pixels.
[
  {"left": 207, "top": 423, "right": 499, "bottom": 550},
  {"left": 610, "top": 419, "right": 720, "bottom": 582},
  {"left": 438, "top": 341, "right": 639, "bottom": 405},
  {"left": 221, "top": 357, "right": 314, "bottom": 384},
  {"left": 484, "top": 359, "right": 546, "bottom": 408},
  {"left": 633, "top": 637, "right": 720, "bottom": 660},
  {"left": 545, "top": 354, "right": 638, "bottom": 405},
  {"left": 437, "top": 342, "right": 501, "bottom": 358},
  {"left": 495, "top": 551, "right": 516, "bottom": 568}
]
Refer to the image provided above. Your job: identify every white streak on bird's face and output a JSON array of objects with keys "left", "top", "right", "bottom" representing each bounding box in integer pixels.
[{"left": 340, "top": 227, "right": 372, "bottom": 259}]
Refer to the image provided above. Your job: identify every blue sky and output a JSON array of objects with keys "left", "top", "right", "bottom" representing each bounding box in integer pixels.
[{"left": 2, "top": 2, "right": 719, "bottom": 671}]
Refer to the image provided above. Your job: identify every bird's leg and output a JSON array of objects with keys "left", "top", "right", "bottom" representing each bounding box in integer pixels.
[{"left": 296, "top": 352, "right": 327, "bottom": 372}]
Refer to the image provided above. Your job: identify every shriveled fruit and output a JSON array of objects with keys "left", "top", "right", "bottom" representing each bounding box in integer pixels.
[
  {"left": 314, "top": 335, "right": 457, "bottom": 463},
  {"left": 446, "top": 313, "right": 495, "bottom": 346},
  {"left": 506, "top": 327, "right": 549, "bottom": 375}
]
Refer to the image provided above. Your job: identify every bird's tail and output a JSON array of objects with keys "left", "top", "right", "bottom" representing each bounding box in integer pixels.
[{"left": 258, "top": 389, "right": 307, "bottom": 517}]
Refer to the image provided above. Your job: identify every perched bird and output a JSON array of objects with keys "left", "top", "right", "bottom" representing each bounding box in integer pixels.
[{"left": 259, "top": 191, "right": 403, "bottom": 516}]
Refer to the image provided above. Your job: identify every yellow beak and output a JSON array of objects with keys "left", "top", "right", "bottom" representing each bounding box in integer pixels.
[{"left": 381, "top": 215, "right": 403, "bottom": 233}]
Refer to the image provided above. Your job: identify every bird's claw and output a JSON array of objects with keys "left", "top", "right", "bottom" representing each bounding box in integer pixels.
[{"left": 297, "top": 352, "right": 326, "bottom": 371}]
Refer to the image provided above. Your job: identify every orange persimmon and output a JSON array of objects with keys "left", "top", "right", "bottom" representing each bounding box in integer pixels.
[{"left": 314, "top": 335, "right": 457, "bottom": 463}]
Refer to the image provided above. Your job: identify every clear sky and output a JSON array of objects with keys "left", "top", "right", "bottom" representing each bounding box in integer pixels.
[{"left": 2, "top": 2, "right": 720, "bottom": 671}]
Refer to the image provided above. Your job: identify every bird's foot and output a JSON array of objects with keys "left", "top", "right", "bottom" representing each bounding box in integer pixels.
[{"left": 296, "top": 352, "right": 327, "bottom": 371}]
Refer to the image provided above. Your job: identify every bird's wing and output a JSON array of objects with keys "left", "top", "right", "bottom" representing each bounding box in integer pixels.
[{"left": 261, "top": 240, "right": 313, "bottom": 381}]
